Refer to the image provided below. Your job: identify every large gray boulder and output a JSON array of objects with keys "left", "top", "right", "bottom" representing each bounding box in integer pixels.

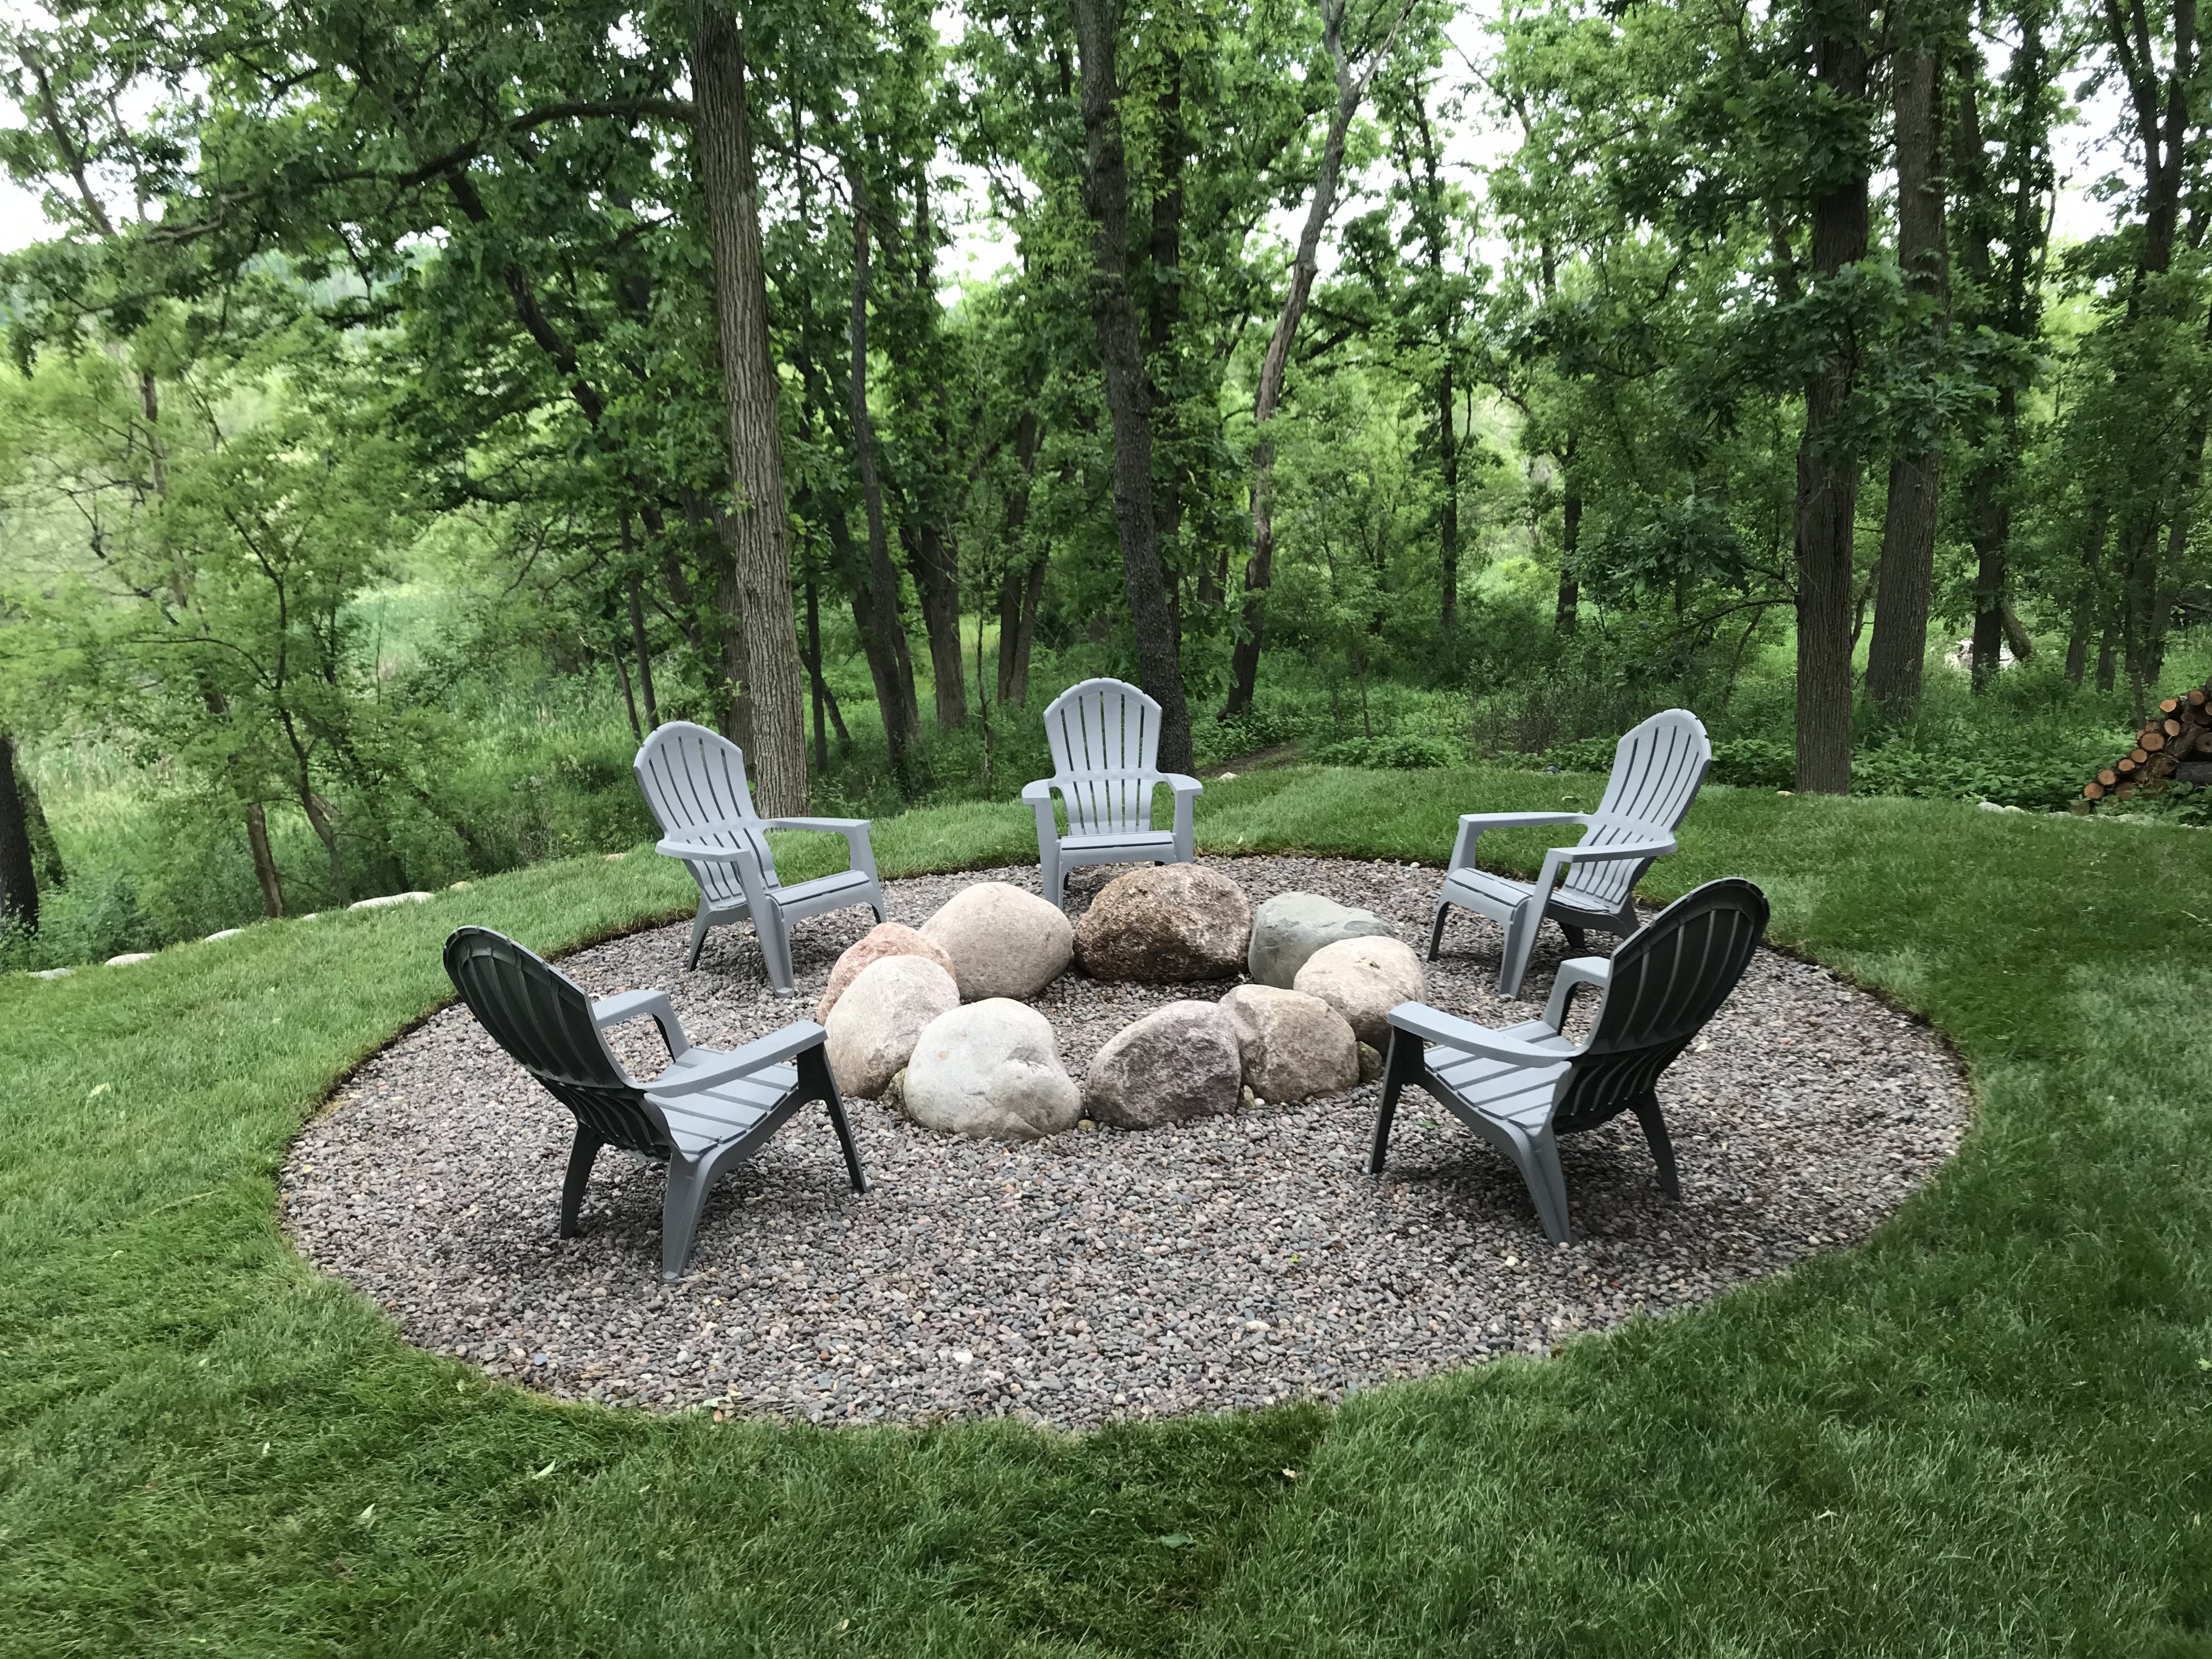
[
  {"left": 1073, "top": 864, "right": 1252, "bottom": 982},
  {"left": 823, "top": 955, "right": 960, "bottom": 1099},
  {"left": 815, "top": 921, "right": 955, "bottom": 1022},
  {"left": 1082, "top": 1000, "right": 1242, "bottom": 1130},
  {"left": 1247, "top": 891, "right": 1394, "bottom": 989},
  {"left": 904, "top": 998, "right": 1083, "bottom": 1140},
  {"left": 1217, "top": 984, "right": 1359, "bottom": 1103},
  {"left": 1293, "top": 935, "right": 1426, "bottom": 1045},
  {"left": 919, "top": 882, "right": 1074, "bottom": 1002}
]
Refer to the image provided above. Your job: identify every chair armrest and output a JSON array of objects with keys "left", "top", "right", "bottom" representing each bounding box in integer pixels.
[
  {"left": 1387, "top": 1001, "right": 1582, "bottom": 1064},
  {"left": 1020, "top": 778, "right": 1056, "bottom": 805},
  {"left": 1542, "top": 956, "right": 1612, "bottom": 1034},
  {"left": 592, "top": 988, "right": 691, "bottom": 1057},
  {"left": 1161, "top": 773, "right": 1203, "bottom": 795},
  {"left": 1533, "top": 836, "right": 1675, "bottom": 898},
  {"left": 1459, "top": 811, "right": 1587, "bottom": 830},
  {"left": 1451, "top": 811, "right": 1587, "bottom": 871},
  {"left": 763, "top": 816, "right": 876, "bottom": 882},
  {"left": 645, "top": 1021, "right": 827, "bottom": 1097},
  {"left": 655, "top": 836, "right": 759, "bottom": 864}
]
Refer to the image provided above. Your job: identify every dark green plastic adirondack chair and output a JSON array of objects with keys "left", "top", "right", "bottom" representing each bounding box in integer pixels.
[
  {"left": 444, "top": 927, "right": 867, "bottom": 1280},
  {"left": 1430, "top": 708, "right": 1711, "bottom": 997},
  {"left": 1372, "top": 878, "right": 1768, "bottom": 1245}
]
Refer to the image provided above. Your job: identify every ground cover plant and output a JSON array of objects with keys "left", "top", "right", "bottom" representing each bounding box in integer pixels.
[{"left": 4, "top": 766, "right": 2210, "bottom": 1656}]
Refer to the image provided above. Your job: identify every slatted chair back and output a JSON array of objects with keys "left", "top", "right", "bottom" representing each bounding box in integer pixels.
[
  {"left": 443, "top": 927, "right": 671, "bottom": 1158},
  {"left": 1041, "top": 678, "right": 1165, "bottom": 837},
  {"left": 634, "top": 721, "right": 779, "bottom": 910},
  {"left": 1558, "top": 709, "right": 1712, "bottom": 913},
  {"left": 1553, "top": 877, "right": 1768, "bottom": 1133}
]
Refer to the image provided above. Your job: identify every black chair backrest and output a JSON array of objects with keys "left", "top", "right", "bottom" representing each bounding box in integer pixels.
[
  {"left": 1554, "top": 878, "right": 1769, "bottom": 1132},
  {"left": 443, "top": 927, "right": 671, "bottom": 1157}
]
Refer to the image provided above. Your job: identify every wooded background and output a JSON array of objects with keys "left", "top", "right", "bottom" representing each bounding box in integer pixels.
[{"left": 0, "top": 0, "right": 2204, "bottom": 965}]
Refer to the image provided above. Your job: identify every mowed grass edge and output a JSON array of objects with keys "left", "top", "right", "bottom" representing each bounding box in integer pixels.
[{"left": 0, "top": 768, "right": 2207, "bottom": 1656}]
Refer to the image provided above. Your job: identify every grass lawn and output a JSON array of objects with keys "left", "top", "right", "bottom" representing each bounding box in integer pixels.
[{"left": 3, "top": 765, "right": 2209, "bottom": 1656}]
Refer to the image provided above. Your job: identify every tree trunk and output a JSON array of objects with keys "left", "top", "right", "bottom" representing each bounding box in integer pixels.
[
  {"left": 805, "top": 569, "right": 828, "bottom": 773},
  {"left": 1225, "top": 0, "right": 1375, "bottom": 719},
  {"left": 245, "top": 800, "right": 285, "bottom": 918},
  {"left": 2097, "top": 623, "right": 2117, "bottom": 692},
  {"left": 902, "top": 520, "right": 968, "bottom": 730},
  {"left": 843, "top": 159, "right": 921, "bottom": 777},
  {"left": 1408, "top": 84, "right": 1460, "bottom": 631},
  {"left": 690, "top": 0, "right": 808, "bottom": 814},
  {"left": 997, "top": 408, "right": 1044, "bottom": 705},
  {"left": 1149, "top": 58, "right": 1189, "bottom": 607},
  {"left": 626, "top": 571, "right": 661, "bottom": 730},
  {"left": 1968, "top": 410, "right": 2012, "bottom": 694},
  {"left": 0, "top": 734, "right": 40, "bottom": 934},
  {"left": 1792, "top": 1, "right": 1873, "bottom": 794},
  {"left": 1866, "top": 48, "right": 1949, "bottom": 719},
  {"left": 615, "top": 647, "right": 643, "bottom": 741},
  {"left": 301, "top": 789, "right": 348, "bottom": 906},
  {"left": 1555, "top": 488, "right": 1582, "bottom": 634},
  {"left": 1069, "top": 0, "right": 1193, "bottom": 771}
]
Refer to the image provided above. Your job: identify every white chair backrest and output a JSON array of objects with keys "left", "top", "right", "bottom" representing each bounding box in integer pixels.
[
  {"left": 1042, "top": 678, "right": 1163, "bottom": 837},
  {"left": 1563, "top": 709, "right": 1711, "bottom": 910},
  {"left": 634, "top": 722, "right": 777, "bottom": 905}
]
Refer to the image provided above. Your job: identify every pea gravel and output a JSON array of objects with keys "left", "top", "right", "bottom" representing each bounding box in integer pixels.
[{"left": 281, "top": 856, "right": 1970, "bottom": 1429}]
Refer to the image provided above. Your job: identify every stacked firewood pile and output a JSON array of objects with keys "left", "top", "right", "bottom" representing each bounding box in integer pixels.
[{"left": 2082, "top": 682, "right": 2212, "bottom": 802}]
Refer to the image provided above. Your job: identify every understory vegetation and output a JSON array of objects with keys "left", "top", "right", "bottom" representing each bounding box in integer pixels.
[{"left": 3, "top": 771, "right": 2209, "bottom": 1654}]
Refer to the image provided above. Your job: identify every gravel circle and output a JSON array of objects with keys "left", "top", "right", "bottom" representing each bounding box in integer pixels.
[{"left": 282, "top": 856, "right": 1971, "bottom": 1429}]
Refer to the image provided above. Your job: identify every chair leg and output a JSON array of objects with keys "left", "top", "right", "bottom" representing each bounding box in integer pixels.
[
  {"left": 660, "top": 1155, "right": 713, "bottom": 1281},
  {"left": 1630, "top": 1093, "right": 1680, "bottom": 1199},
  {"left": 1427, "top": 902, "right": 1450, "bottom": 962},
  {"left": 1512, "top": 1126, "right": 1573, "bottom": 1244},
  {"left": 1043, "top": 850, "right": 1065, "bottom": 907},
  {"left": 560, "top": 1126, "right": 603, "bottom": 1237},
  {"left": 801, "top": 1048, "right": 869, "bottom": 1193},
  {"left": 759, "top": 910, "right": 797, "bottom": 997},
  {"left": 1498, "top": 900, "right": 1542, "bottom": 999},
  {"left": 684, "top": 905, "right": 712, "bottom": 972},
  {"left": 1367, "top": 1032, "right": 1424, "bottom": 1175},
  {"left": 1560, "top": 923, "right": 1587, "bottom": 952}
]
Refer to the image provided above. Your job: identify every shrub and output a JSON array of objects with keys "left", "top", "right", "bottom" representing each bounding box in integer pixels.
[{"left": 1310, "top": 733, "right": 1456, "bottom": 770}]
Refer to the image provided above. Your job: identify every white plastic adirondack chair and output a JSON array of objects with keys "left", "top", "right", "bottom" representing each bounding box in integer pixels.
[
  {"left": 1022, "top": 678, "right": 1203, "bottom": 906},
  {"left": 635, "top": 722, "right": 884, "bottom": 993},
  {"left": 1429, "top": 708, "right": 1711, "bottom": 997}
]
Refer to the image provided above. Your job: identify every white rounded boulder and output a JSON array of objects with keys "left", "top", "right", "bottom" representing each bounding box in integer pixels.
[
  {"left": 1293, "top": 935, "right": 1426, "bottom": 1045},
  {"left": 919, "top": 882, "right": 1074, "bottom": 1001},
  {"left": 823, "top": 955, "right": 960, "bottom": 1100},
  {"left": 903, "top": 998, "right": 1083, "bottom": 1141}
]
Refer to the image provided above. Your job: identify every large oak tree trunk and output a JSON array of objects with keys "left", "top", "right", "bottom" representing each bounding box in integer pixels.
[
  {"left": 691, "top": 1, "right": 809, "bottom": 814},
  {"left": 1791, "top": 1, "right": 1873, "bottom": 794},
  {"left": 1068, "top": 0, "right": 1193, "bottom": 771},
  {"left": 1866, "top": 48, "right": 1948, "bottom": 718}
]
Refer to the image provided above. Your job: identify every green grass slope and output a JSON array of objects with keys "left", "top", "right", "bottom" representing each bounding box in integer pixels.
[{"left": 2, "top": 768, "right": 2208, "bottom": 1656}]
